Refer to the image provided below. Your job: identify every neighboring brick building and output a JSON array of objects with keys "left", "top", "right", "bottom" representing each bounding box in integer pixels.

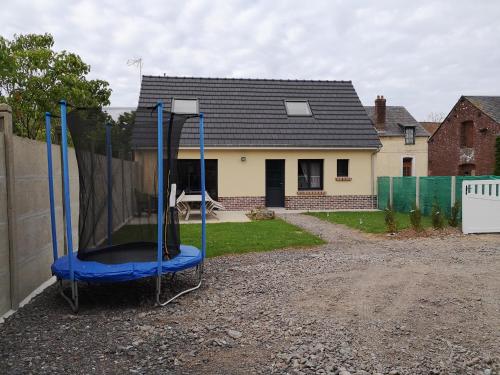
[{"left": 428, "top": 96, "right": 500, "bottom": 176}]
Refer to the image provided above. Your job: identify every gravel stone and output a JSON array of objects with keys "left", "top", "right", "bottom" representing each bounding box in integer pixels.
[{"left": 0, "top": 213, "right": 499, "bottom": 374}]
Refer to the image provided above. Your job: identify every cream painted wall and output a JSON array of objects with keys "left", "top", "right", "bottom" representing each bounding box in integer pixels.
[
  {"left": 375, "top": 136, "right": 428, "bottom": 177},
  {"left": 137, "top": 148, "right": 376, "bottom": 197}
]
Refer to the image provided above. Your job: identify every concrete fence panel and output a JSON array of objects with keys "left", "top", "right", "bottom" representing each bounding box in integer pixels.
[
  {"left": 0, "top": 104, "right": 79, "bottom": 316},
  {"left": 11, "top": 136, "right": 79, "bottom": 302}
]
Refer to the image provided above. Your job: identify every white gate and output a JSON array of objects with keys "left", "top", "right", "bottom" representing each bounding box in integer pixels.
[{"left": 462, "top": 180, "right": 500, "bottom": 234}]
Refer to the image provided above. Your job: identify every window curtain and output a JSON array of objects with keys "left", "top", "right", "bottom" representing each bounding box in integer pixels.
[
  {"left": 300, "top": 160, "right": 310, "bottom": 184},
  {"left": 310, "top": 162, "right": 321, "bottom": 188}
]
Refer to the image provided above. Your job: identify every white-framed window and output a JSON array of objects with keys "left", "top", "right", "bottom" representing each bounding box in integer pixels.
[
  {"left": 284, "top": 100, "right": 312, "bottom": 116},
  {"left": 172, "top": 98, "right": 199, "bottom": 114},
  {"left": 404, "top": 127, "right": 415, "bottom": 145}
]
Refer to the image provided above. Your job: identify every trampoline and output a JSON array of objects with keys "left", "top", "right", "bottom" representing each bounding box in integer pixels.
[{"left": 45, "top": 100, "right": 207, "bottom": 312}]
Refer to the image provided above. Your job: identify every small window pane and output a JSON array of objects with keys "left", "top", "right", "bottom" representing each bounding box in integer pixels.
[
  {"left": 285, "top": 101, "right": 312, "bottom": 116},
  {"left": 172, "top": 98, "right": 199, "bottom": 114},
  {"left": 405, "top": 127, "right": 415, "bottom": 145},
  {"left": 337, "top": 159, "right": 349, "bottom": 177}
]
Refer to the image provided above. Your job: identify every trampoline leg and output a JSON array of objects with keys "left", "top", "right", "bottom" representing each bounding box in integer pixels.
[
  {"left": 155, "top": 263, "right": 204, "bottom": 307},
  {"left": 59, "top": 279, "right": 79, "bottom": 313}
]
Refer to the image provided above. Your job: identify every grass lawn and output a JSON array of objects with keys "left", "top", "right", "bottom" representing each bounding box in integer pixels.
[
  {"left": 112, "top": 219, "right": 325, "bottom": 258},
  {"left": 306, "top": 211, "right": 434, "bottom": 234}
]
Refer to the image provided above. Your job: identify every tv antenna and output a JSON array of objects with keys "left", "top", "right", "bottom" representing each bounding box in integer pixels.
[{"left": 127, "top": 57, "right": 143, "bottom": 83}]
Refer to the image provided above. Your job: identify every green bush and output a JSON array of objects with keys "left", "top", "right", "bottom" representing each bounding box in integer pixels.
[
  {"left": 448, "top": 200, "right": 461, "bottom": 227},
  {"left": 431, "top": 200, "right": 445, "bottom": 229},
  {"left": 409, "top": 202, "right": 423, "bottom": 231},
  {"left": 385, "top": 201, "right": 397, "bottom": 233}
]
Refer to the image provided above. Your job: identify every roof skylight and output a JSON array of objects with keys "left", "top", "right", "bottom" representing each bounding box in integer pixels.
[
  {"left": 284, "top": 100, "right": 312, "bottom": 116},
  {"left": 172, "top": 98, "right": 199, "bottom": 114}
]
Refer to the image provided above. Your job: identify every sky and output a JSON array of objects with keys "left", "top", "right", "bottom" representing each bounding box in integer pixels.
[{"left": 2, "top": 0, "right": 500, "bottom": 120}]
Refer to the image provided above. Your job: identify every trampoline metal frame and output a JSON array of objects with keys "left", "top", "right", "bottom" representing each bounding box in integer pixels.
[{"left": 46, "top": 101, "right": 207, "bottom": 312}]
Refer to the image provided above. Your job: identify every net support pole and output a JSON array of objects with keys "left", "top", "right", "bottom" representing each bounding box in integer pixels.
[
  {"left": 156, "top": 102, "right": 164, "bottom": 277},
  {"left": 60, "top": 101, "right": 74, "bottom": 279},
  {"left": 106, "top": 123, "right": 113, "bottom": 246},
  {"left": 59, "top": 100, "right": 78, "bottom": 312},
  {"left": 45, "top": 113, "right": 58, "bottom": 262},
  {"left": 156, "top": 111, "right": 205, "bottom": 307},
  {"left": 199, "top": 113, "right": 206, "bottom": 259}
]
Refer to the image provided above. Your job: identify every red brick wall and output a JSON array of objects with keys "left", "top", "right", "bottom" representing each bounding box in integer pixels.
[
  {"left": 285, "top": 195, "right": 376, "bottom": 210},
  {"left": 218, "top": 196, "right": 266, "bottom": 210},
  {"left": 428, "top": 98, "right": 500, "bottom": 176},
  {"left": 218, "top": 195, "right": 376, "bottom": 210}
]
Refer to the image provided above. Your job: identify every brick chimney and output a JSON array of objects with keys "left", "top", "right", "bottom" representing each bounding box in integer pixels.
[{"left": 374, "top": 95, "right": 386, "bottom": 131}]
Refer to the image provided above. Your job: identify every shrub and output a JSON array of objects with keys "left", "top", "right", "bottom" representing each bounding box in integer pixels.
[
  {"left": 409, "top": 202, "right": 422, "bottom": 231},
  {"left": 448, "top": 200, "right": 461, "bottom": 227},
  {"left": 384, "top": 201, "right": 397, "bottom": 233},
  {"left": 431, "top": 200, "right": 445, "bottom": 229}
]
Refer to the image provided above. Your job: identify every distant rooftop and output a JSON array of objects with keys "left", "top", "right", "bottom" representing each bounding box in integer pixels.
[
  {"left": 364, "top": 105, "right": 429, "bottom": 137},
  {"left": 419, "top": 122, "right": 440, "bottom": 136}
]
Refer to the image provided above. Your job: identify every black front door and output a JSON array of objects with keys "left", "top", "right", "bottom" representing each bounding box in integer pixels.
[{"left": 266, "top": 160, "right": 285, "bottom": 207}]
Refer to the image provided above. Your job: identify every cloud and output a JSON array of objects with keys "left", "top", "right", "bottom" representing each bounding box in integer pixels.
[{"left": 1, "top": 0, "right": 499, "bottom": 119}]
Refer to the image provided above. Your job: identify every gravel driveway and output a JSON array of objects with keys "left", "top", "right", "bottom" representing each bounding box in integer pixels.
[{"left": 1, "top": 214, "right": 499, "bottom": 375}]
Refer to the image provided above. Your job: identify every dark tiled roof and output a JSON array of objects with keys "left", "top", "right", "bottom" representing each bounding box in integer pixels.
[
  {"left": 364, "top": 106, "right": 429, "bottom": 137},
  {"left": 465, "top": 96, "right": 500, "bottom": 123},
  {"left": 133, "top": 76, "right": 381, "bottom": 149},
  {"left": 419, "top": 122, "right": 440, "bottom": 136}
]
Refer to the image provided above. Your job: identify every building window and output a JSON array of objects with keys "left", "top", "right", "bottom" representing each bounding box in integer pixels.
[
  {"left": 460, "top": 121, "right": 474, "bottom": 148},
  {"left": 298, "top": 159, "right": 323, "bottom": 190},
  {"left": 402, "top": 157, "right": 413, "bottom": 176},
  {"left": 337, "top": 159, "right": 349, "bottom": 177},
  {"left": 404, "top": 127, "right": 415, "bottom": 145},
  {"left": 176, "top": 159, "right": 218, "bottom": 199},
  {"left": 172, "top": 98, "right": 199, "bottom": 114},
  {"left": 285, "top": 100, "right": 312, "bottom": 116}
]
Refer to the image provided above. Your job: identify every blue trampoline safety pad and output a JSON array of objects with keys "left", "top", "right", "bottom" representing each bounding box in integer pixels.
[{"left": 52, "top": 245, "right": 202, "bottom": 282}]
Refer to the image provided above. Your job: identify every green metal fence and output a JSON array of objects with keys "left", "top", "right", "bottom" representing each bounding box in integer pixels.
[{"left": 377, "top": 175, "right": 500, "bottom": 216}]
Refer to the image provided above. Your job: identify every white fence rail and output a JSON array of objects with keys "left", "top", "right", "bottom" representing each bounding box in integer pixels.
[{"left": 462, "top": 180, "right": 500, "bottom": 234}]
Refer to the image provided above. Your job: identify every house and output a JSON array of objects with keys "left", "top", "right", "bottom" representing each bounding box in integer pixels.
[
  {"left": 132, "top": 76, "right": 381, "bottom": 210},
  {"left": 364, "top": 96, "right": 429, "bottom": 177},
  {"left": 428, "top": 96, "right": 500, "bottom": 176}
]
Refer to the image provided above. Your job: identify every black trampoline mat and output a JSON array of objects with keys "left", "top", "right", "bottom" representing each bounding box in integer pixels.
[{"left": 77, "top": 242, "right": 170, "bottom": 264}]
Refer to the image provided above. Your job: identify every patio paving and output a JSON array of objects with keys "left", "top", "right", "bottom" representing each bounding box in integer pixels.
[{"left": 128, "top": 211, "right": 250, "bottom": 225}]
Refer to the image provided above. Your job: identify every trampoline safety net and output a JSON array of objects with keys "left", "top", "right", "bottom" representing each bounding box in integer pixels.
[{"left": 67, "top": 107, "right": 196, "bottom": 264}]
